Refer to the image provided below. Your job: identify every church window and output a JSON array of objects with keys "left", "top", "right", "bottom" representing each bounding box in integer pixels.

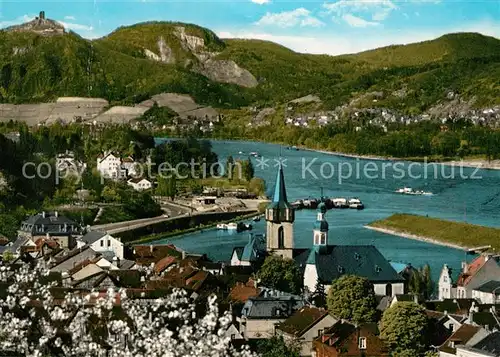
[
  {"left": 278, "top": 226, "right": 284, "bottom": 249},
  {"left": 320, "top": 234, "right": 326, "bottom": 245},
  {"left": 314, "top": 233, "right": 319, "bottom": 245}
]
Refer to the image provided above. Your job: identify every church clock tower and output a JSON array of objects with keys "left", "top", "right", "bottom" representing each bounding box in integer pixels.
[{"left": 265, "top": 164, "right": 295, "bottom": 259}]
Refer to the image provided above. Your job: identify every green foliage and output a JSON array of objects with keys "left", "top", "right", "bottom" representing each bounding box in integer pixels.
[
  {"left": 380, "top": 302, "right": 429, "bottom": 355},
  {"left": 248, "top": 177, "right": 266, "bottom": 196},
  {"left": 370, "top": 213, "right": 500, "bottom": 251},
  {"left": 257, "top": 255, "right": 303, "bottom": 295},
  {"left": 313, "top": 278, "right": 327, "bottom": 308},
  {"left": 1, "top": 26, "right": 499, "bottom": 111},
  {"left": 326, "top": 275, "right": 377, "bottom": 324},
  {"left": 139, "top": 103, "right": 177, "bottom": 125},
  {"left": 257, "top": 335, "right": 300, "bottom": 357},
  {"left": 157, "top": 176, "right": 177, "bottom": 200}
]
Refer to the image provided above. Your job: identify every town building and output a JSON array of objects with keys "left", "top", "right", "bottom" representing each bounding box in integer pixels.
[
  {"left": 238, "top": 289, "right": 306, "bottom": 339},
  {"left": 17, "top": 211, "right": 80, "bottom": 249},
  {"left": 78, "top": 231, "right": 125, "bottom": 260},
  {"left": 263, "top": 165, "right": 404, "bottom": 296},
  {"left": 276, "top": 307, "right": 337, "bottom": 356},
  {"left": 127, "top": 177, "right": 153, "bottom": 191},
  {"left": 56, "top": 151, "right": 86, "bottom": 176},
  {"left": 438, "top": 255, "right": 500, "bottom": 300},
  {"left": 439, "top": 324, "right": 491, "bottom": 357},
  {"left": 313, "top": 321, "right": 389, "bottom": 357},
  {"left": 230, "top": 234, "right": 266, "bottom": 266}
]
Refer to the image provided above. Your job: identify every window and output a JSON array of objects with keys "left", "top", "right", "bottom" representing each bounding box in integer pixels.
[
  {"left": 231, "top": 334, "right": 236, "bottom": 340},
  {"left": 358, "top": 337, "right": 367, "bottom": 350},
  {"left": 278, "top": 227, "right": 284, "bottom": 249},
  {"left": 100, "top": 240, "right": 104, "bottom": 247},
  {"left": 444, "top": 276, "right": 447, "bottom": 282},
  {"left": 317, "top": 329, "right": 323, "bottom": 337},
  {"left": 320, "top": 234, "right": 326, "bottom": 245},
  {"left": 107, "top": 240, "right": 111, "bottom": 247}
]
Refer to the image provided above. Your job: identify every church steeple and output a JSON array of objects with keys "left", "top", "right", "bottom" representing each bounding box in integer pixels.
[
  {"left": 266, "top": 163, "right": 294, "bottom": 223},
  {"left": 272, "top": 163, "right": 289, "bottom": 205},
  {"left": 313, "top": 202, "right": 328, "bottom": 251},
  {"left": 265, "top": 163, "right": 295, "bottom": 259}
]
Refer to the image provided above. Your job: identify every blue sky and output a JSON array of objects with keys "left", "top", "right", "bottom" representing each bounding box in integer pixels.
[{"left": 0, "top": 0, "right": 499, "bottom": 55}]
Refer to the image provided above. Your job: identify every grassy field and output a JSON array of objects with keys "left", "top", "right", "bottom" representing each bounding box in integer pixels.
[{"left": 369, "top": 213, "right": 500, "bottom": 251}]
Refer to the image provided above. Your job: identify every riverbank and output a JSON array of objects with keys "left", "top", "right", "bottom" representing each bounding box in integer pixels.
[
  {"left": 302, "top": 147, "right": 500, "bottom": 170},
  {"left": 127, "top": 211, "right": 260, "bottom": 245},
  {"left": 365, "top": 225, "right": 468, "bottom": 251},
  {"left": 367, "top": 213, "right": 500, "bottom": 251}
]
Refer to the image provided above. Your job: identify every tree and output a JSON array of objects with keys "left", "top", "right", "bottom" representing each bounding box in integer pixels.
[
  {"left": 248, "top": 177, "right": 266, "bottom": 196},
  {"left": 0, "top": 261, "right": 257, "bottom": 357},
  {"left": 421, "top": 264, "right": 434, "bottom": 299},
  {"left": 257, "top": 335, "right": 300, "bottom": 357},
  {"left": 312, "top": 278, "right": 327, "bottom": 308},
  {"left": 257, "top": 255, "right": 303, "bottom": 295},
  {"left": 326, "top": 275, "right": 377, "bottom": 324},
  {"left": 242, "top": 158, "right": 254, "bottom": 182},
  {"left": 157, "top": 176, "right": 177, "bottom": 200},
  {"left": 226, "top": 156, "right": 234, "bottom": 179},
  {"left": 380, "top": 302, "right": 429, "bottom": 355}
]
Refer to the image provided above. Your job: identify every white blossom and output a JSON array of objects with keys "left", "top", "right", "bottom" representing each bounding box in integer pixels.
[{"left": 0, "top": 260, "right": 258, "bottom": 357}]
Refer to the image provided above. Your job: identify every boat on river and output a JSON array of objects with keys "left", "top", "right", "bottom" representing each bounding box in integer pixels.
[
  {"left": 395, "top": 187, "right": 433, "bottom": 196},
  {"left": 348, "top": 198, "right": 365, "bottom": 210},
  {"left": 217, "top": 222, "right": 253, "bottom": 232},
  {"left": 249, "top": 152, "right": 261, "bottom": 157}
]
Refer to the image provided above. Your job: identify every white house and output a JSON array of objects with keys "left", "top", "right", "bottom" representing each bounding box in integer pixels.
[
  {"left": 471, "top": 281, "right": 500, "bottom": 304},
  {"left": 97, "top": 152, "right": 126, "bottom": 180},
  {"left": 438, "top": 255, "right": 500, "bottom": 300},
  {"left": 79, "top": 231, "right": 124, "bottom": 260},
  {"left": 127, "top": 178, "right": 153, "bottom": 191}
]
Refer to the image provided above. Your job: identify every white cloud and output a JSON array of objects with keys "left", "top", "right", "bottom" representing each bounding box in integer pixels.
[
  {"left": 255, "top": 8, "right": 324, "bottom": 28},
  {"left": 0, "top": 15, "right": 35, "bottom": 28},
  {"left": 342, "top": 14, "right": 379, "bottom": 27},
  {"left": 58, "top": 21, "right": 94, "bottom": 31},
  {"left": 64, "top": 15, "right": 76, "bottom": 21},
  {"left": 218, "top": 22, "right": 500, "bottom": 56},
  {"left": 251, "top": 0, "right": 270, "bottom": 4},
  {"left": 323, "top": 0, "right": 397, "bottom": 26}
]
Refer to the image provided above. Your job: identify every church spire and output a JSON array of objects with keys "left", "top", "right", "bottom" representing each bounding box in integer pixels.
[{"left": 272, "top": 163, "right": 289, "bottom": 206}]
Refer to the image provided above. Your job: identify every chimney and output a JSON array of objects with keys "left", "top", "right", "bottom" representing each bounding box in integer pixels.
[
  {"left": 181, "top": 250, "right": 186, "bottom": 260},
  {"left": 40, "top": 11, "right": 45, "bottom": 20},
  {"left": 55, "top": 211, "right": 59, "bottom": 218},
  {"left": 150, "top": 245, "right": 153, "bottom": 253},
  {"left": 42, "top": 211, "right": 46, "bottom": 218},
  {"left": 462, "top": 261, "right": 468, "bottom": 274},
  {"left": 413, "top": 294, "right": 419, "bottom": 304}
]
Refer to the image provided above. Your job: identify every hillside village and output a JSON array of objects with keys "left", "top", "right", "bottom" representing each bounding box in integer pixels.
[{"left": 1, "top": 166, "right": 499, "bottom": 356}]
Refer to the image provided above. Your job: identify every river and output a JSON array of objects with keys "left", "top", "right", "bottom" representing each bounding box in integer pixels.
[{"left": 152, "top": 139, "right": 500, "bottom": 281}]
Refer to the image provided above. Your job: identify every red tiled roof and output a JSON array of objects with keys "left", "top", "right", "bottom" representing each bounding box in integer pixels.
[
  {"left": 277, "top": 307, "right": 328, "bottom": 337},
  {"left": 185, "top": 270, "right": 209, "bottom": 291},
  {"left": 134, "top": 245, "right": 183, "bottom": 265},
  {"left": 457, "top": 256, "right": 486, "bottom": 287},
  {"left": 229, "top": 282, "right": 260, "bottom": 303},
  {"left": 154, "top": 256, "right": 177, "bottom": 274}
]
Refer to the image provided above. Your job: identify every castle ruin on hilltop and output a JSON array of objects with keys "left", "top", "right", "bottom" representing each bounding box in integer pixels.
[{"left": 5, "top": 11, "right": 65, "bottom": 36}]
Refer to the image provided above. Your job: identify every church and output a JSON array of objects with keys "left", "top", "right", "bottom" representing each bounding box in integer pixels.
[{"left": 264, "top": 164, "right": 405, "bottom": 297}]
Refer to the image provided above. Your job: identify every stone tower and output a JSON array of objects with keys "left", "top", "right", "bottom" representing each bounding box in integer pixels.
[{"left": 265, "top": 163, "right": 295, "bottom": 259}]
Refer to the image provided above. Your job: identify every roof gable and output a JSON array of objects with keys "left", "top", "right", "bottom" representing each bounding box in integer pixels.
[{"left": 277, "top": 307, "right": 328, "bottom": 337}]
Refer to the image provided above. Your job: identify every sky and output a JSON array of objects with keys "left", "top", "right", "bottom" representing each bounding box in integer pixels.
[{"left": 0, "top": 0, "right": 499, "bottom": 55}]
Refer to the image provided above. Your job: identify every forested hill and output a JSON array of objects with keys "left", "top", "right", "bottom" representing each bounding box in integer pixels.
[{"left": 0, "top": 16, "right": 499, "bottom": 113}]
